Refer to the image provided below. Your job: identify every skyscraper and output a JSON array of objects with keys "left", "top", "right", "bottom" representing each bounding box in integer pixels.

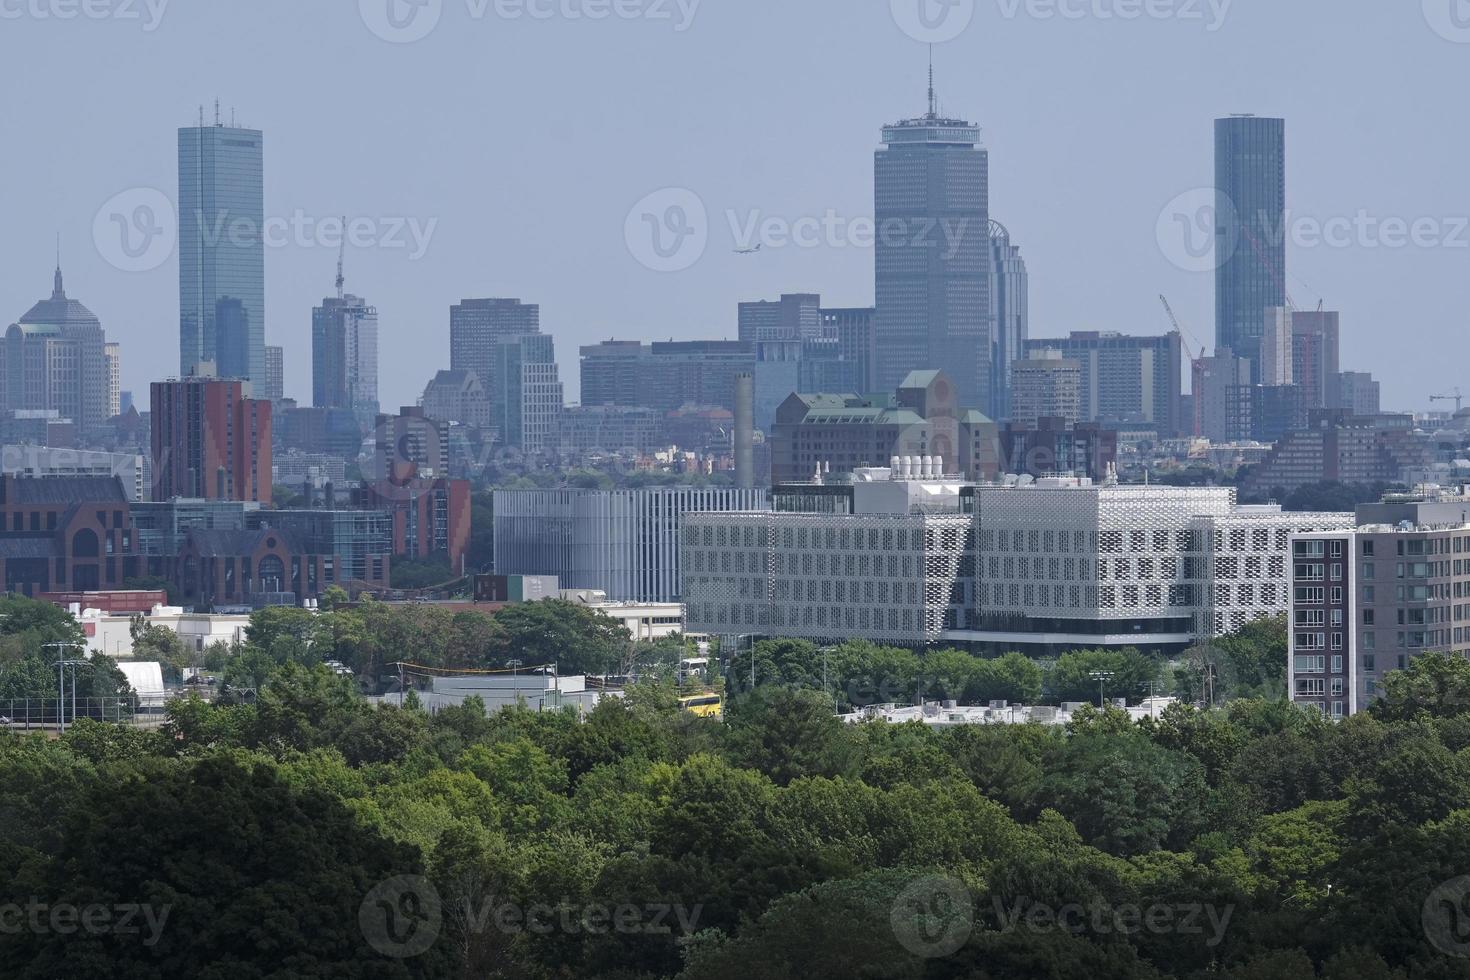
[
  {"left": 3, "top": 265, "right": 109, "bottom": 433},
  {"left": 820, "top": 307, "right": 875, "bottom": 393},
  {"left": 179, "top": 113, "right": 265, "bottom": 384},
  {"left": 874, "top": 69, "right": 989, "bottom": 410},
  {"left": 1215, "top": 115, "right": 1285, "bottom": 380},
  {"left": 312, "top": 293, "right": 379, "bottom": 430},
  {"left": 104, "top": 342, "right": 122, "bottom": 419},
  {"left": 263, "top": 345, "right": 284, "bottom": 403},
  {"left": 989, "top": 221, "right": 1028, "bottom": 420},
  {"left": 737, "top": 294, "right": 821, "bottom": 343},
  {"left": 449, "top": 298, "right": 539, "bottom": 395},
  {"left": 1291, "top": 309, "right": 1341, "bottom": 411},
  {"left": 150, "top": 376, "right": 271, "bottom": 503},
  {"left": 491, "top": 333, "right": 563, "bottom": 450}
]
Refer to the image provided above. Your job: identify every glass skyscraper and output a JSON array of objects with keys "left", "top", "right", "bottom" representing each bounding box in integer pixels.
[
  {"left": 988, "top": 220, "right": 1028, "bottom": 421},
  {"left": 179, "top": 120, "right": 265, "bottom": 386},
  {"left": 312, "top": 293, "right": 380, "bottom": 431},
  {"left": 874, "top": 91, "right": 989, "bottom": 412},
  {"left": 1215, "top": 115, "right": 1285, "bottom": 381}
]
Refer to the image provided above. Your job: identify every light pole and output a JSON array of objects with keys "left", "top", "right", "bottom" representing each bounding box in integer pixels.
[
  {"left": 44, "top": 641, "right": 86, "bottom": 731},
  {"left": 1089, "top": 670, "right": 1115, "bottom": 709}
]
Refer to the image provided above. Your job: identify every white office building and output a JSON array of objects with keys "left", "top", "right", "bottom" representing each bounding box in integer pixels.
[
  {"left": 685, "top": 468, "right": 1353, "bottom": 653},
  {"left": 493, "top": 487, "right": 769, "bottom": 603},
  {"left": 684, "top": 459, "right": 973, "bottom": 644},
  {"left": 958, "top": 480, "right": 1354, "bottom": 654}
]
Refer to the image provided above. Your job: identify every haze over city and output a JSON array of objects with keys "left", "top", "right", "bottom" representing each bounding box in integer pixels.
[{"left": 3, "top": 0, "right": 1467, "bottom": 409}]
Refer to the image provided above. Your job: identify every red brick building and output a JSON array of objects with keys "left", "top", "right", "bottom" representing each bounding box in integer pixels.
[
  {"left": 353, "top": 477, "right": 472, "bottom": 572},
  {"left": 0, "top": 475, "right": 137, "bottom": 595},
  {"left": 151, "top": 377, "right": 272, "bottom": 503}
]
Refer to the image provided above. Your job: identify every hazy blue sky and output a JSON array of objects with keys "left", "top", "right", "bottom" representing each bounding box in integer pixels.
[{"left": 1, "top": 0, "right": 1466, "bottom": 412}]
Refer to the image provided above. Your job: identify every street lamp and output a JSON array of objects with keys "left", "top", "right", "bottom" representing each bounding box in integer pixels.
[
  {"left": 44, "top": 641, "right": 89, "bottom": 731},
  {"left": 1089, "top": 670, "right": 1115, "bottom": 709}
]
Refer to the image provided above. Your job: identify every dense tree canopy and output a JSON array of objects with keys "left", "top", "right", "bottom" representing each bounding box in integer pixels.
[{"left": 4, "top": 605, "right": 1469, "bottom": 977}]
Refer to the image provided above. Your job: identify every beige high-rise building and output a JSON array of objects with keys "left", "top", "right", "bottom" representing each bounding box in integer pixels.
[
  {"left": 104, "top": 342, "right": 121, "bottom": 418},
  {"left": 1010, "top": 350, "right": 1081, "bottom": 428}
]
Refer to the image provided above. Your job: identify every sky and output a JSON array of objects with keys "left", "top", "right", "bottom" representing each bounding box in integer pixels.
[{"left": 1, "top": 0, "right": 1466, "bottom": 413}]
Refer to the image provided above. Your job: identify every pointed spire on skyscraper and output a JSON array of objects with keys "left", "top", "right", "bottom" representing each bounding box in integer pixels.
[{"left": 52, "top": 234, "right": 65, "bottom": 300}]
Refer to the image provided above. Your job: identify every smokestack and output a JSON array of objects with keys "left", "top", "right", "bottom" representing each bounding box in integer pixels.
[{"left": 735, "top": 372, "right": 754, "bottom": 489}]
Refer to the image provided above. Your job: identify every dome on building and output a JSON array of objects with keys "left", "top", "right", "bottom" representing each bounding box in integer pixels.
[{"left": 17, "top": 266, "right": 100, "bottom": 329}]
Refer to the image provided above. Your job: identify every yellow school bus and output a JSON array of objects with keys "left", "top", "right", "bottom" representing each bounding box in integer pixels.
[{"left": 678, "top": 692, "right": 724, "bottom": 719}]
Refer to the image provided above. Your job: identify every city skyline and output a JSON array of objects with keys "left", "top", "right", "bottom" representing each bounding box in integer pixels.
[{"left": 3, "top": 3, "right": 1466, "bottom": 414}]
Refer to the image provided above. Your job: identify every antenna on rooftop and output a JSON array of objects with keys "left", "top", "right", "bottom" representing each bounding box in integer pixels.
[
  {"left": 927, "top": 45, "right": 936, "bottom": 118},
  {"left": 335, "top": 219, "right": 346, "bottom": 300}
]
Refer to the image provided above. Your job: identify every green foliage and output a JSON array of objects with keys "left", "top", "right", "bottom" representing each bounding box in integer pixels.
[
  {"left": 390, "top": 552, "right": 456, "bottom": 590},
  {"left": 10, "top": 612, "right": 1470, "bottom": 978}
]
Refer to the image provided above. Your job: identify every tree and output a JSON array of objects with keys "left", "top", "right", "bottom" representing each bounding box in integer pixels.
[
  {"left": 484, "top": 599, "right": 630, "bottom": 676},
  {"left": 129, "top": 616, "right": 193, "bottom": 679},
  {"left": 1047, "top": 648, "right": 1161, "bottom": 706},
  {"left": 2, "top": 752, "right": 451, "bottom": 977},
  {"left": 724, "top": 687, "right": 855, "bottom": 786},
  {"left": 1372, "top": 650, "right": 1470, "bottom": 721},
  {"left": 969, "top": 651, "right": 1045, "bottom": 705}
]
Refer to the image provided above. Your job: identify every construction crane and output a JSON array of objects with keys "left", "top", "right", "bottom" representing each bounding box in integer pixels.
[
  {"left": 1159, "top": 295, "right": 1208, "bottom": 439},
  {"left": 1431, "top": 388, "right": 1464, "bottom": 413}
]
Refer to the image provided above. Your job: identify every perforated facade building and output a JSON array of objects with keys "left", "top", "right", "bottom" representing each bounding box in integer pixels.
[{"left": 686, "top": 472, "right": 1353, "bottom": 653}]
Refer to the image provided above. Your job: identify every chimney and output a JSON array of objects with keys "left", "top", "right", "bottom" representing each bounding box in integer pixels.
[{"left": 734, "top": 372, "right": 754, "bottom": 489}]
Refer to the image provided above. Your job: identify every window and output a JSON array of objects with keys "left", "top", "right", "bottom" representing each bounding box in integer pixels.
[
  {"left": 1362, "top": 540, "right": 1375, "bottom": 557},
  {"left": 1363, "top": 609, "right": 1375, "bottom": 626},
  {"left": 1296, "top": 678, "right": 1325, "bottom": 696}
]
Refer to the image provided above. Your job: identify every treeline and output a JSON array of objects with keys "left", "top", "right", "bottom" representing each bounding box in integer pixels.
[
  {"left": 740, "top": 616, "right": 1289, "bottom": 709},
  {"left": 6, "top": 648, "right": 1470, "bottom": 976}
]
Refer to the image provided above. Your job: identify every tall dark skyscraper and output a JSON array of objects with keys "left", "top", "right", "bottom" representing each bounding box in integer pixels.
[
  {"left": 449, "top": 297, "right": 540, "bottom": 394},
  {"left": 874, "top": 70, "right": 989, "bottom": 411},
  {"left": 989, "top": 220, "right": 1028, "bottom": 421},
  {"left": 179, "top": 113, "right": 265, "bottom": 385},
  {"left": 1215, "top": 115, "right": 1285, "bottom": 381},
  {"left": 313, "top": 273, "right": 380, "bottom": 432}
]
